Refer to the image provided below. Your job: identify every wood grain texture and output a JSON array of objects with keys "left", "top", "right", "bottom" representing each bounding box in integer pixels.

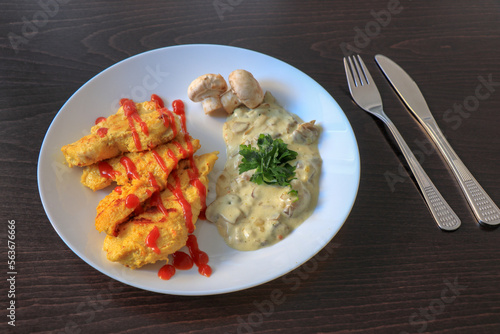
[{"left": 1, "top": 0, "right": 500, "bottom": 333}]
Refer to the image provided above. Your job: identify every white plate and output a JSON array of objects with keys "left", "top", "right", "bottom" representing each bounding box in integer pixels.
[{"left": 38, "top": 44, "right": 360, "bottom": 295}]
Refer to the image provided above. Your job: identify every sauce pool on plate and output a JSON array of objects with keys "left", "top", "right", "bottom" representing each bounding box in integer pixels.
[{"left": 206, "top": 93, "right": 322, "bottom": 251}]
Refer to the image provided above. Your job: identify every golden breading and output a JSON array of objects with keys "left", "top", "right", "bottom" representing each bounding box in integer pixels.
[
  {"left": 95, "top": 179, "right": 157, "bottom": 236},
  {"left": 81, "top": 134, "right": 200, "bottom": 191},
  {"left": 61, "top": 100, "right": 182, "bottom": 167},
  {"left": 102, "top": 152, "right": 218, "bottom": 269}
]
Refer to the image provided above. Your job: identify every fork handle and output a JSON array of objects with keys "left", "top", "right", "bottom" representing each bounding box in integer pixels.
[
  {"left": 380, "top": 115, "right": 461, "bottom": 231},
  {"left": 420, "top": 119, "right": 500, "bottom": 226}
]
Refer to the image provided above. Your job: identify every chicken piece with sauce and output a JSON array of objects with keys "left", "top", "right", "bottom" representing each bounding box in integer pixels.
[
  {"left": 81, "top": 133, "right": 200, "bottom": 191},
  {"left": 61, "top": 99, "right": 182, "bottom": 167},
  {"left": 103, "top": 152, "right": 218, "bottom": 269}
]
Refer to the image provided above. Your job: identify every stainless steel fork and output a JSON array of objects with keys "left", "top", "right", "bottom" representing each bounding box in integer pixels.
[{"left": 344, "top": 55, "right": 461, "bottom": 231}]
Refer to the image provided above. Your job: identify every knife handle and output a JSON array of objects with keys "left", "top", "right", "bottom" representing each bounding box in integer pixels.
[
  {"left": 423, "top": 119, "right": 500, "bottom": 226},
  {"left": 382, "top": 117, "right": 461, "bottom": 231}
]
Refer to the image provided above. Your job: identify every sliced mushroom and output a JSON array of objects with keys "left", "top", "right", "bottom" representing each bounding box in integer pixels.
[
  {"left": 206, "top": 193, "right": 243, "bottom": 224},
  {"left": 292, "top": 120, "right": 320, "bottom": 144},
  {"left": 221, "top": 70, "right": 264, "bottom": 114},
  {"left": 230, "top": 121, "right": 249, "bottom": 134},
  {"left": 285, "top": 119, "right": 299, "bottom": 134},
  {"left": 269, "top": 220, "right": 290, "bottom": 242},
  {"left": 242, "top": 114, "right": 268, "bottom": 136},
  {"left": 294, "top": 159, "right": 320, "bottom": 183},
  {"left": 220, "top": 205, "right": 243, "bottom": 225},
  {"left": 215, "top": 171, "right": 231, "bottom": 195},
  {"left": 187, "top": 74, "right": 228, "bottom": 114}
]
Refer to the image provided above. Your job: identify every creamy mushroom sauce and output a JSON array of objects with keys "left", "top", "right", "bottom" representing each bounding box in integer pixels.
[{"left": 206, "top": 93, "right": 322, "bottom": 251}]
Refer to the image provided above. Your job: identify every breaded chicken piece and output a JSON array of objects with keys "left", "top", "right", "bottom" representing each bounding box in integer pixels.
[
  {"left": 61, "top": 100, "right": 182, "bottom": 167},
  {"left": 102, "top": 152, "right": 218, "bottom": 269},
  {"left": 81, "top": 134, "right": 200, "bottom": 191}
]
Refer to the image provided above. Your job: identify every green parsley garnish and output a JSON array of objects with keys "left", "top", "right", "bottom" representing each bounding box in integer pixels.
[{"left": 238, "top": 134, "right": 298, "bottom": 192}]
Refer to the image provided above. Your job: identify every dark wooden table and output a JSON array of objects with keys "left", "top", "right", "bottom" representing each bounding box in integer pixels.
[{"left": 2, "top": 0, "right": 500, "bottom": 333}]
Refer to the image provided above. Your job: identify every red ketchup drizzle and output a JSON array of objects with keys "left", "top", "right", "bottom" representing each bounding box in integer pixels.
[
  {"left": 150, "top": 191, "right": 169, "bottom": 217},
  {"left": 96, "top": 127, "right": 108, "bottom": 138},
  {"left": 167, "top": 172, "right": 194, "bottom": 233},
  {"left": 120, "top": 98, "right": 149, "bottom": 150},
  {"left": 172, "top": 251, "right": 193, "bottom": 270},
  {"left": 185, "top": 154, "right": 207, "bottom": 219},
  {"left": 164, "top": 109, "right": 177, "bottom": 137},
  {"left": 148, "top": 172, "right": 160, "bottom": 190},
  {"left": 145, "top": 226, "right": 161, "bottom": 254},
  {"left": 186, "top": 235, "right": 211, "bottom": 277},
  {"left": 127, "top": 117, "right": 141, "bottom": 150},
  {"left": 151, "top": 98, "right": 213, "bottom": 280},
  {"left": 191, "top": 178, "right": 207, "bottom": 220},
  {"left": 133, "top": 113, "right": 149, "bottom": 135},
  {"left": 151, "top": 94, "right": 164, "bottom": 109},
  {"left": 172, "top": 140, "right": 187, "bottom": 157},
  {"left": 148, "top": 173, "right": 169, "bottom": 215},
  {"left": 98, "top": 161, "right": 121, "bottom": 179},
  {"left": 185, "top": 133, "right": 194, "bottom": 154},
  {"left": 95, "top": 117, "right": 106, "bottom": 125},
  {"left": 151, "top": 149, "right": 168, "bottom": 173},
  {"left": 114, "top": 186, "right": 122, "bottom": 194},
  {"left": 198, "top": 264, "right": 212, "bottom": 277},
  {"left": 125, "top": 194, "right": 140, "bottom": 209},
  {"left": 187, "top": 156, "right": 200, "bottom": 179},
  {"left": 120, "top": 156, "right": 140, "bottom": 180},
  {"left": 158, "top": 108, "right": 170, "bottom": 128},
  {"left": 172, "top": 100, "right": 187, "bottom": 133},
  {"left": 178, "top": 131, "right": 207, "bottom": 220},
  {"left": 122, "top": 98, "right": 137, "bottom": 116},
  {"left": 158, "top": 264, "right": 175, "bottom": 280},
  {"left": 167, "top": 149, "right": 178, "bottom": 166}
]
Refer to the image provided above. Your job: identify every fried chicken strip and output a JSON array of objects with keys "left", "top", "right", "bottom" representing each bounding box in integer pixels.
[
  {"left": 81, "top": 134, "right": 200, "bottom": 191},
  {"left": 61, "top": 100, "right": 182, "bottom": 167},
  {"left": 102, "top": 152, "right": 218, "bottom": 269}
]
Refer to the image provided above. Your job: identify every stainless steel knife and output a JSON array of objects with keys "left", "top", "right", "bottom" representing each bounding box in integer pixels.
[{"left": 375, "top": 54, "right": 500, "bottom": 226}]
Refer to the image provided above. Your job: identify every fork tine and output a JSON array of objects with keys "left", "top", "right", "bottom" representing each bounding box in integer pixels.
[
  {"left": 354, "top": 54, "right": 373, "bottom": 86},
  {"left": 344, "top": 56, "right": 363, "bottom": 88},
  {"left": 343, "top": 57, "right": 357, "bottom": 89},
  {"left": 349, "top": 56, "right": 364, "bottom": 87}
]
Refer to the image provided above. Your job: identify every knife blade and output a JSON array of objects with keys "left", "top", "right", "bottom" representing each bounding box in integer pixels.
[{"left": 375, "top": 54, "right": 500, "bottom": 226}]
